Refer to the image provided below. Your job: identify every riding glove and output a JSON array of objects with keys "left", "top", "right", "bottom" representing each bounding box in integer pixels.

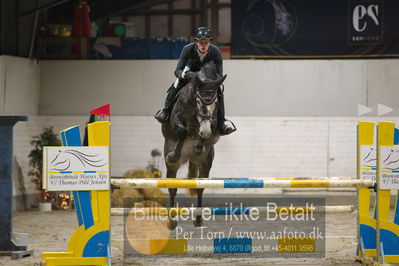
[{"left": 185, "top": 71, "right": 195, "bottom": 80}]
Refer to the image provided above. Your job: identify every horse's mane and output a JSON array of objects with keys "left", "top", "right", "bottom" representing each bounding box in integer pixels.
[{"left": 198, "top": 62, "right": 218, "bottom": 81}]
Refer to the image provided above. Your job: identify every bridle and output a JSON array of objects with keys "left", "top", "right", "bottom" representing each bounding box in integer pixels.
[
  {"left": 195, "top": 90, "right": 218, "bottom": 105},
  {"left": 194, "top": 84, "right": 219, "bottom": 121}
]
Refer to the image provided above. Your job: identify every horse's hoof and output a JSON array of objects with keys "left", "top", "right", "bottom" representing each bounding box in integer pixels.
[
  {"left": 166, "top": 152, "right": 179, "bottom": 164},
  {"left": 167, "top": 219, "right": 177, "bottom": 230},
  {"left": 193, "top": 216, "right": 203, "bottom": 227}
]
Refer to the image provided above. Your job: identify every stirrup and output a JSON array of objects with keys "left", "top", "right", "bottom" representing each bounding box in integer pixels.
[
  {"left": 154, "top": 109, "right": 168, "bottom": 123},
  {"left": 220, "top": 120, "right": 237, "bottom": 135}
]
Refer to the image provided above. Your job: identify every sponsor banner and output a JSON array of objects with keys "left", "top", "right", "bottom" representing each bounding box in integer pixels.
[
  {"left": 360, "top": 145, "right": 376, "bottom": 182},
  {"left": 43, "top": 146, "right": 109, "bottom": 191},
  {"left": 123, "top": 197, "right": 325, "bottom": 258},
  {"left": 379, "top": 146, "right": 399, "bottom": 189},
  {"left": 232, "top": 0, "right": 399, "bottom": 58}
]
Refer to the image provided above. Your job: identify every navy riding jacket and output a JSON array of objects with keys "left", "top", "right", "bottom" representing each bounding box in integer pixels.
[{"left": 174, "top": 43, "right": 223, "bottom": 79}]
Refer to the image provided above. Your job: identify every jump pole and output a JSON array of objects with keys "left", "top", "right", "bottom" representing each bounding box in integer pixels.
[
  {"left": 111, "top": 176, "right": 355, "bottom": 180},
  {"left": 111, "top": 178, "right": 374, "bottom": 189},
  {"left": 110, "top": 205, "right": 355, "bottom": 216}
]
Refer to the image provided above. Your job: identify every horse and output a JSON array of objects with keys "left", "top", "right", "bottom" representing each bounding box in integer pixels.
[{"left": 161, "top": 62, "right": 227, "bottom": 228}]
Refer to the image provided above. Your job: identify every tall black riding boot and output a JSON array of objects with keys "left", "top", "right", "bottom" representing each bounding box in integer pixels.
[
  {"left": 218, "top": 89, "right": 237, "bottom": 135},
  {"left": 154, "top": 84, "right": 180, "bottom": 123}
]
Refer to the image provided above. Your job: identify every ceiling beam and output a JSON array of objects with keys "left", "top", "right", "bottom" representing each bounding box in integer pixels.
[
  {"left": 120, "top": 8, "right": 204, "bottom": 16},
  {"left": 91, "top": 0, "right": 176, "bottom": 20},
  {"left": 1, "top": 0, "right": 19, "bottom": 55},
  {"left": 210, "top": 0, "right": 218, "bottom": 43},
  {"left": 167, "top": 1, "right": 173, "bottom": 37},
  {"left": 19, "top": 0, "right": 72, "bottom": 17},
  {"left": 199, "top": 0, "right": 206, "bottom": 26},
  {"left": 208, "top": 2, "right": 230, "bottom": 8},
  {"left": 191, "top": 0, "right": 197, "bottom": 36},
  {"left": 145, "top": 7, "right": 150, "bottom": 38}
]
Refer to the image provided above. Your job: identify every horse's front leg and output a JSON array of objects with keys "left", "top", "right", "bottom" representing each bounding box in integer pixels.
[
  {"left": 166, "top": 166, "right": 178, "bottom": 230},
  {"left": 166, "top": 115, "right": 187, "bottom": 164},
  {"left": 166, "top": 138, "right": 184, "bottom": 164}
]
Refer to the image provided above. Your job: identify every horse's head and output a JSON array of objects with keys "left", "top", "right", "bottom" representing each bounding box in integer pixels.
[{"left": 192, "top": 64, "right": 227, "bottom": 139}]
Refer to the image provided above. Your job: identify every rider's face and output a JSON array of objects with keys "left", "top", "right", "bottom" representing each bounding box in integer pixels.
[{"left": 196, "top": 40, "right": 211, "bottom": 53}]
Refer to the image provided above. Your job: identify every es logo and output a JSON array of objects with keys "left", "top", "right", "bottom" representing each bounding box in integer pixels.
[
  {"left": 349, "top": 1, "right": 383, "bottom": 44},
  {"left": 352, "top": 4, "right": 379, "bottom": 32}
]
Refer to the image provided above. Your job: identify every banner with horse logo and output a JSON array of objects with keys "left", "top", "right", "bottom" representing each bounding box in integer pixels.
[{"left": 43, "top": 146, "right": 110, "bottom": 191}]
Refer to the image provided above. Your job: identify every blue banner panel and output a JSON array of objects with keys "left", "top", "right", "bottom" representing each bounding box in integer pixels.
[{"left": 231, "top": 0, "right": 399, "bottom": 58}]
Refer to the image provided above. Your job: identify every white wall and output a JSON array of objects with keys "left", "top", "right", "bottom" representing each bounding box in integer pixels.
[
  {"left": 5, "top": 57, "right": 399, "bottom": 206},
  {"left": 0, "top": 56, "right": 40, "bottom": 115},
  {"left": 39, "top": 59, "right": 399, "bottom": 116},
  {"left": 0, "top": 56, "right": 40, "bottom": 209},
  {"left": 15, "top": 116, "right": 386, "bottom": 197},
  {"left": 39, "top": 60, "right": 176, "bottom": 116},
  {"left": 14, "top": 115, "right": 399, "bottom": 197},
  {"left": 367, "top": 60, "right": 399, "bottom": 113}
]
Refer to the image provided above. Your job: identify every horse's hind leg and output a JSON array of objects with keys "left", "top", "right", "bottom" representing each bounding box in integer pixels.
[
  {"left": 188, "top": 161, "right": 199, "bottom": 178},
  {"left": 187, "top": 162, "right": 199, "bottom": 197},
  {"left": 188, "top": 162, "right": 204, "bottom": 227},
  {"left": 193, "top": 188, "right": 204, "bottom": 227},
  {"left": 194, "top": 146, "right": 215, "bottom": 227}
]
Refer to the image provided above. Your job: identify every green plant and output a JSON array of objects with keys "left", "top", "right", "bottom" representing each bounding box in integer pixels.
[{"left": 28, "top": 127, "right": 61, "bottom": 204}]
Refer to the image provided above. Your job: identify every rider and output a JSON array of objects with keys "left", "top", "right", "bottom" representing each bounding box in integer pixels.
[{"left": 154, "top": 26, "right": 236, "bottom": 135}]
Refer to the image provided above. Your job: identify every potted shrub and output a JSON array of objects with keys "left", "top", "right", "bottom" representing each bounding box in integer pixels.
[{"left": 28, "top": 127, "right": 70, "bottom": 211}]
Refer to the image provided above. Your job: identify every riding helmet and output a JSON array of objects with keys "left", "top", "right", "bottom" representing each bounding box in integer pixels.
[{"left": 195, "top": 27, "right": 213, "bottom": 40}]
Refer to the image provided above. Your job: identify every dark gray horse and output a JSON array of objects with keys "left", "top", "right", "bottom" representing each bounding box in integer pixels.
[{"left": 161, "top": 62, "right": 226, "bottom": 228}]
